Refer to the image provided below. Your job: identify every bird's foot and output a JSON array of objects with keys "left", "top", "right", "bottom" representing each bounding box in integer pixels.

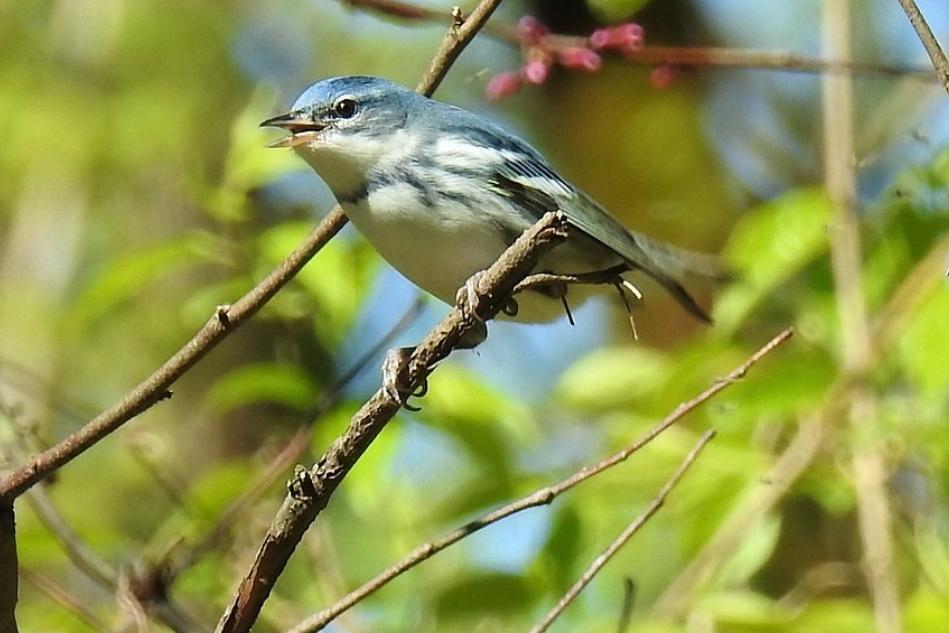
[
  {"left": 382, "top": 346, "right": 427, "bottom": 411},
  {"left": 456, "top": 271, "right": 518, "bottom": 321},
  {"left": 456, "top": 272, "right": 487, "bottom": 321}
]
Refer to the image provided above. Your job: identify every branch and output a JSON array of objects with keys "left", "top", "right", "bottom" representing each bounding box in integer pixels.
[
  {"left": 527, "top": 430, "right": 716, "bottom": 633},
  {"left": 0, "top": 502, "right": 15, "bottom": 633},
  {"left": 214, "top": 206, "right": 566, "bottom": 633},
  {"left": 341, "top": 0, "right": 935, "bottom": 81},
  {"left": 0, "top": 211, "right": 347, "bottom": 501},
  {"left": 896, "top": 0, "right": 949, "bottom": 96},
  {"left": 282, "top": 328, "right": 792, "bottom": 633},
  {"left": 414, "top": 0, "right": 505, "bottom": 94}
]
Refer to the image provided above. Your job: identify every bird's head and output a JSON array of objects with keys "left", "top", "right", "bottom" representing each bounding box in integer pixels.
[{"left": 261, "top": 76, "right": 415, "bottom": 198}]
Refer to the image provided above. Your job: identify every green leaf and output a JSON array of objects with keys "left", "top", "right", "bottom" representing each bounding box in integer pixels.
[
  {"left": 715, "top": 188, "right": 832, "bottom": 331},
  {"left": 435, "top": 573, "right": 534, "bottom": 622},
  {"left": 697, "top": 589, "right": 784, "bottom": 626},
  {"left": 204, "top": 361, "right": 318, "bottom": 414},
  {"left": 556, "top": 345, "right": 673, "bottom": 411},
  {"left": 536, "top": 506, "right": 583, "bottom": 594},
  {"left": 72, "top": 231, "right": 227, "bottom": 326},
  {"left": 713, "top": 512, "right": 781, "bottom": 586},
  {"left": 258, "top": 220, "right": 378, "bottom": 344},
  {"left": 895, "top": 280, "right": 949, "bottom": 399},
  {"left": 200, "top": 86, "right": 303, "bottom": 223},
  {"left": 586, "top": 0, "right": 652, "bottom": 22},
  {"left": 906, "top": 589, "right": 949, "bottom": 633}
]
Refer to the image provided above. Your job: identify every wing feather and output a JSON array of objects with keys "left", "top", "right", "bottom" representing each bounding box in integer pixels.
[{"left": 490, "top": 156, "right": 714, "bottom": 323}]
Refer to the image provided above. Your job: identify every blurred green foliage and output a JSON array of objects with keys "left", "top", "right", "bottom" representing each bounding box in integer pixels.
[{"left": 1, "top": 1, "right": 948, "bottom": 632}]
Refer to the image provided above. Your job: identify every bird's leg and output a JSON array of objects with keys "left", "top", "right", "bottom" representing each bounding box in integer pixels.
[
  {"left": 455, "top": 271, "right": 517, "bottom": 335},
  {"left": 614, "top": 280, "right": 641, "bottom": 341},
  {"left": 512, "top": 265, "right": 629, "bottom": 294}
]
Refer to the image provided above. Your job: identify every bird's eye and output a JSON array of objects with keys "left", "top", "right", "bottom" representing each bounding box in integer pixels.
[{"left": 334, "top": 97, "right": 358, "bottom": 119}]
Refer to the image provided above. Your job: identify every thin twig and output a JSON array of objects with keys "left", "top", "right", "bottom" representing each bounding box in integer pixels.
[
  {"left": 528, "top": 430, "right": 716, "bottom": 633},
  {"left": 513, "top": 266, "right": 628, "bottom": 294},
  {"left": 414, "top": 0, "right": 506, "bottom": 94},
  {"left": 340, "top": 0, "right": 935, "bottom": 80},
  {"left": 282, "top": 328, "right": 791, "bottom": 633},
  {"left": 896, "top": 0, "right": 949, "bottom": 96}
]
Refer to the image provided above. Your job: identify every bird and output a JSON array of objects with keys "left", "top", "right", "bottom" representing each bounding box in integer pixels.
[{"left": 261, "top": 75, "right": 719, "bottom": 346}]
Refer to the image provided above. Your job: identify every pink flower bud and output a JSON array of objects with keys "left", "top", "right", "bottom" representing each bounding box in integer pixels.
[
  {"left": 517, "top": 15, "right": 549, "bottom": 43},
  {"left": 522, "top": 58, "right": 551, "bottom": 84},
  {"left": 558, "top": 47, "right": 602, "bottom": 72},
  {"left": 590, "top": 28, "right": 615, "bottom": 50},
  {"left": 650, "top": 65, "right": 677, "bottom": 88},
  {"left": 618, "top": 23, "right": 645, "bottom": 46},
  {"left": 485, "top": 71, "right": 522, "bottom": 100}
]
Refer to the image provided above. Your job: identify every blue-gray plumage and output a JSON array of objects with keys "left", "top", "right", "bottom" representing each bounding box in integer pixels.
[{"left": 262, "top": 76, "right": 718, "bottom": 326}]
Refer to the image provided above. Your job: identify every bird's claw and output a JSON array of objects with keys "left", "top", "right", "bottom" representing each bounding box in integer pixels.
[
  {"left": 456, "top": 272, "right": 486, "bottom": 321},
  {"left": 382, "top": 347, "right": 427, "bottom": 411}
]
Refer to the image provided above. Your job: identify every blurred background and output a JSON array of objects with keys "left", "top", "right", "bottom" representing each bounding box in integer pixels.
[{"left": 2, "top": 0, "right": 949, "bottom": 631}]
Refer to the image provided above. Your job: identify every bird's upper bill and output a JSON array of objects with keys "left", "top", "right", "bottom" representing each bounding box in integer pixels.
[{"left": 260, "top": 112, "right": 327, "bottom": 148}]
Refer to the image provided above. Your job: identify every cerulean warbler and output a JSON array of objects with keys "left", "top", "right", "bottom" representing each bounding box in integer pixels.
[{"left": 262, "top": 76, "right": 717, "bottom": 334}]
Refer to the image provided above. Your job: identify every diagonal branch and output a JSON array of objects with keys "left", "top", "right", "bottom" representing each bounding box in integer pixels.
[
  {"left": 214, "top": 210, "right": 567, "bottom": 633},
  {"left": 895, "top": 0, "right": 949, "bottom": 96},
  {"left": 0, "top": 211, "right": 347, "bottom": 502}
]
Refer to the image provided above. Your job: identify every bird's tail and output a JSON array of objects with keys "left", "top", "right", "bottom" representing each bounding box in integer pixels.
[
  {"left": 634, "top": 234, "right": 729, "bottom": 282},
  {"left": 624, "top": 233, "right": 729, "bottom": 324}
]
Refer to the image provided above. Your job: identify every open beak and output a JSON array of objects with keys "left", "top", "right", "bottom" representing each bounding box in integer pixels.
[{"left": 260, "top": 112, "right": 327, "bottom": 148}]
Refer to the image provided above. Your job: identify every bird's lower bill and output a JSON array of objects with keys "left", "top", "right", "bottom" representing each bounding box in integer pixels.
[{"left": 268, "top": 131, "right": 321, "bottom": 148}]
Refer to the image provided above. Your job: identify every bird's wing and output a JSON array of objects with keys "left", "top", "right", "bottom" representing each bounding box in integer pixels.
[{"left": 491, "top": 155, "right": 714, "bottom": 322}]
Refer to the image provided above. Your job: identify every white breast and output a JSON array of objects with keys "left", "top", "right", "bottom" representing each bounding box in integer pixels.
[{"left": 342, "top": 182, "right": 510, "bottom": 306}]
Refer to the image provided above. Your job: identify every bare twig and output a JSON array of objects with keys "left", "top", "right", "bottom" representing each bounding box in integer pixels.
[
  {"left": 528, "top": 430, "right": 716, "bottom": 633},
  {"left": 513, "top": 266, "right": 629, "bottom": 293},
  {"left": 282, "top": 328, "right": 791, "bottom": 633},
  {"left": 214, "top": 208, "right": 566, "bottom": 633},
  {"left": 414, "top": 0, "right": 505, "bottom": 94},
  {"left": 896, "top": 0, "right": 949, "bottom": 95}
]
